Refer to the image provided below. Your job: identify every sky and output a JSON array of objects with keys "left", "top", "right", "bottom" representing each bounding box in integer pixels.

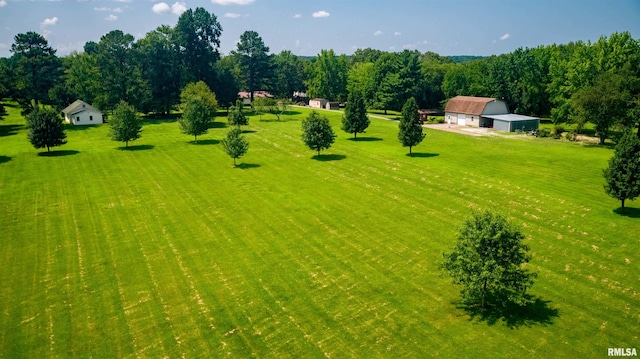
[{"left": 1, "top": 0, "right": 639, "bottom": 58}]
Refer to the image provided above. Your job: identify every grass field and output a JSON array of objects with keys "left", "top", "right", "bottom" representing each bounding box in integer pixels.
[{"left": 1, "top": 102, "right": 638, "bottom": 358}]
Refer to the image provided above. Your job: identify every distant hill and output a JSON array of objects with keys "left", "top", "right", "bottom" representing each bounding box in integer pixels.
[{"left": 448, "top": 55, "right": 485, "bottom": 63}]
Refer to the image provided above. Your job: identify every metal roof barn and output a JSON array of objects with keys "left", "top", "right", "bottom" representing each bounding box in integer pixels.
[{"left": 483, "top": 114, "right": 540, "bottom": 132}]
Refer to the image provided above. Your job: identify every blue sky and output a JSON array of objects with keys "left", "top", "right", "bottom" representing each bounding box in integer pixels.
[{"left": 1, "top": 0, "right": 639, "bottom": 58}]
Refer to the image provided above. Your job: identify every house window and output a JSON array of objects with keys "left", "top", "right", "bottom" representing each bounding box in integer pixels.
[
  {"left": 76, "top": 116, "right": 80, "bottom": 122},
  {"left": 90, "top": 116, "right": 93, "bottom": 121}
]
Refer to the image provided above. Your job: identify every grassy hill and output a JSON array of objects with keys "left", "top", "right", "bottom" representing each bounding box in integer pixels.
[{"left": 0, "top": 103, "right": 638, "bottom": 358}]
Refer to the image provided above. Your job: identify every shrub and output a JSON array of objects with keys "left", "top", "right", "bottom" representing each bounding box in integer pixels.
[
  {"left": 537, "top": 128, "right": 551, "bottom": 138},
  {"left": 551, "top": 124, "right": 565, "bottom": 139}
]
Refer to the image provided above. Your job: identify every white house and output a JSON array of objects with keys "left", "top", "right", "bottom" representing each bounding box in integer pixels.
[
  {"left": 62, "top": 100, "right": 103, "bottom": 125},
  {"left": 444, "top": 96, "right": 509, "bottom": 128},
  {"left": 309, "top": 98, "right": 328, "bottom": 109}
]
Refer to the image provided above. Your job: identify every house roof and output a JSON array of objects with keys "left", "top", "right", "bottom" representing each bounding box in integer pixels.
[
  {"left": 311, "top": 98, "right": 327, "bottom": 102},
  {"left": 483, "top": 114, "right": 540, "bottom": 122},
  {"left": 444, "top": 96, "right": 499, "bottom": 116},
  {"left": 62, "top": 100, "right": 101, "bottom": 115},
  {"left": 238, "top": 91, "right": 273, "bottom": 99}
]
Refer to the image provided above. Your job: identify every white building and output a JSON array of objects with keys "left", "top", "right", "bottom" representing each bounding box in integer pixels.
[
  {"left": 309, "top": 98, "right": 328, "bottom": 109},
  {"left": 62, "top": 100, "right": 103, "bottom": 125}
]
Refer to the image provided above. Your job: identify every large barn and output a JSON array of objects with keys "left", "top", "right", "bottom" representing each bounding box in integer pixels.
[
  {"left": 62, "top": 100, "right": 103, "bottom": 126},
  {"left": 444, "top": 96, "right": 539, "bottom": 132}
]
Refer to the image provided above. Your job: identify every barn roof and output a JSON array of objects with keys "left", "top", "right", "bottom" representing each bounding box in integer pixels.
[
  {"left": 62, "top": 100, "right": 101, "bottom": 116},
  {"left": 483, "top": 114, "right": 540, "bottom": 122},
  {"left": 444, "top": 96, "right": 498, "bottom": 116}
]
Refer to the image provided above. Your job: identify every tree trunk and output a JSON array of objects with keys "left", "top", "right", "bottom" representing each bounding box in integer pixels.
[
  {"left": 622, "top": 198, "right": 625, "bottom": 208},
  {"left": 233, "top": 157, "right": 237, "bottom": 167},
  {"left": 409, "top": 146, "right": 412, "bottom": 154},
  {"left": 482, "top": 279, "right": 487, "bottom": 308},
  {"left": 126, "top": 140, "right": 128, "bottom": 148},
  {"left": 194, "top": 135, "right": 197, "bottom": 143},
  {"left": 317, "top": 149, "right": 320, "bottom": 156},
  {"left": 599, "top": 133, "right": 606, "bottom": 145},
  {"left": 47, "top": 145, "right": 50, "bottom": 152},
  {"left": 384, "top": 109, "right": 387, "bottom": 115},
  {"left": 354, "top": 131, "right": 357, "bottom": 139}
]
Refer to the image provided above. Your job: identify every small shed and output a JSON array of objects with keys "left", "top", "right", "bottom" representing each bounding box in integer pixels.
[
  {"left": 309, "top": 98, "right": 328, "bottom": 109},
  {"left": 325, "top": 102, "right": 340, "bottom": 110},
  {"left": 62, "top": 100, "right": 103, "bottom": 125},
  {"left": 484, "top": 114, "right": 540, "bottom": 132}
]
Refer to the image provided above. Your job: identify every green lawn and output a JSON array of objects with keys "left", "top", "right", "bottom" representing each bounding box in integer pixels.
[{"left": 1, "top": 102, "right": 638, "bottom": 358}]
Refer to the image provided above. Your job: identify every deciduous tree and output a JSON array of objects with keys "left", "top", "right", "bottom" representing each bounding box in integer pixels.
[
  {"left": 440, "top": 211, "right": 537, "bottom": 308},
  {"left": 398, "top": 97, "right": 425, "bottom": 154},
  {"left": 227, "top": 99, "right": 248, "bottom": 127},
  {"left": 341, "top": 91, "right": 369, "bottom": 138},
  {"left": 301, "top": 111, "right": 336, "bottom": 156},
  {"left": 305, "top": 49, "right": 348, "bottom": 102},
  {"left": 179, "top": 97, "right": 214, "bottom": 142},
  {"left": 110, "top": 101, "right": 142, "bottom": 148},
  {"left": 603, "top": 130, "right": 640, "bottom": 208},
  {"left": 221, "top": 127, "right": 249, "bottom": 166},
  {"left": 26, "top": 108, "right": 67, "bottom": 152}
]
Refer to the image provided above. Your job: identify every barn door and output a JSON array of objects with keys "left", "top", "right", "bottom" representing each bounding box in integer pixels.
[{"left": 458, "top": 114, "right": 466, "bottom": 126}]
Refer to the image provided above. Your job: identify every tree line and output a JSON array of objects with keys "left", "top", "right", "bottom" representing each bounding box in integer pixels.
[{"left": 0, "top": 6, "right": 638, "bottom": 143}]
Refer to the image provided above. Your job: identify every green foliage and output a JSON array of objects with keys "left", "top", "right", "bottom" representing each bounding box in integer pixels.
[
  {"left": 10, "top": 31, "right": 61, "bottom": 108},
  {"left": 233, "top": 31, "right": 272, "bottom": 100},
  {"left": 179, "top": 97, "right": 214, "bottom": 142},
  {"left": 221, "top": 127, "right": 249, "bottom": 166},
  {"left": 109, "top": 101, "right": 142, "bottom": 147},
  {"left": 603, "top": 131, "right": 640, "bottom": 208},
  {"left": 180, "top": 81, "right": 218, "bottom": 112},
  {"left": 440, "top": 211, "right": 537, "bottom": 308},
  {"left": 347, "top": 62, "right": 376, "bottom": 109},
  {"left": 228, "top": 99, "right": 248, "bottom": 127},
  {"left": 272, "top": 50, "right": 307, "bottom": 99},
  {"left": 26, "top": 108, "right": 67, "bottom": 152},
  {"left": 551, "top": 124, "right": 565, "bottom": 139},
  {"left": 341, "top": 91, "right": 370, "bottom": 138},
  {"left": 301, "top": 111, "right": 336, "bottom": 155},
  {"left": 267, "top": 98, "right": 290, "bottom": 121},
  {"left": 373, "top": 51, "right": 423, "bottom": 113},
  {"left": 305, "top": 49, "right": 348, "bottom": 102},
  {"left": 398, "top": 97, "right": 425, "bottom": 153}
]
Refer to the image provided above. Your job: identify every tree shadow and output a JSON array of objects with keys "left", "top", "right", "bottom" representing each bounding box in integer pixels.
[
  {"left": 457, "top": 295, "right": 559, "bottom": 328},
  {"left": 406, "top": 152, "right": 439, "bottom": 158},
  {"left": 236, "top": 163, "right": 261, "bottom": 169},
  {"left": 0, "top": 155, "right": 12, "bottom": 164},
  {"left": 143, "top": 118, "right": 178, "bottom": 125},
  {"left": 209, "top": 122, "right": 227, "bottom": 129},
  {"left": 190, "top": 139, "right": 219, "bottom": 145},
  {"left": 347, "top": 137, "right": 383, "bottom": 142},
  {"left": 312, "top": 154, "right": 347, "bottom": 162},
  {"left": 64, "top": 124, "right": 101, "bottom": 131},
  {"left": 116, "top": 144, "right": 155, "bottom": 151},
  {"left": 37, "top": 150, "right": 80, "bottom": 157},
  {"left": 0, "top": 124, "right": 23, "bottom": 137},
  {"left": 241, "top": 129, "right": 257, "bottom": 134},
  {"left": 613, "top": 207, "right": 640, "bottom": 218}
]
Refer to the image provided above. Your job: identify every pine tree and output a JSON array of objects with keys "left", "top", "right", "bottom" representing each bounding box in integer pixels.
[
  {"left": 440, "top": 211, "right": 537, "bottom": 308},
  {"left": 603, "top": 130, "right": 640, "bottom": 208},
  {"left": 301, "top": 111, "right": 336, "bottom": 156},
  {"left": 26, "top": 108, "right": 67, "bottom": 152},
  {"left": 398, "top": 97, "right": 425, "bottom": 154},
  {"left": 109, "top": 101, "right": 142, "bottom": 148},
  {"left": 341, "top": 91, "right": 370, "bottom": 139},
  {"left": 221, "top": 128, "right": 249, "bottom": 166}
]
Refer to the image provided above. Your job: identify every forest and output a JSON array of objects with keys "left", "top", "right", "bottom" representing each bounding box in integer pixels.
[{"left": 1, "top": 6, "right": 639, "bottom": 144}]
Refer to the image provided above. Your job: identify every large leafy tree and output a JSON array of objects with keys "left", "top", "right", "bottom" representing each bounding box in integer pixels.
[
  {"left": 179, "top": 81, "right": 217, "bottom": 142},
  {"left": 63, "top": 51, "right": 100, "bottom": 104},
  {"left": 95, "top": 30, "right": 150, "bottom": 112},
  {"left": 341, "top": 91, "right": 369, "bottom": 139},
  {"left": 301, "top": 111, "right": 336, "bottom": 156},
  {"left": 109, "top": 101, "right": 143, "bottom": 148},
  {"left": 221, "top": 128, "right": 249, "bottom": 166},
  {"left": 26, "top": 108, "right": 67, "bottom": 152},
  {"left": 214, "top": 55, "right": 241, "bottom": 108},
  {"left": 136, "top": 25, "right": 182, "bottom": 114},
  {"left": 234, "top": 31, "right": 272, "bottom": 102},
  {"left": 603, "top": 130, "right": 640, "bottom": 208},
  {"left": 272, "top": 50, "right": 306, "bottom": 100},
  {"left": 180, "top": 81, "right": 218, "bottom": 111},
  {"left": 347, "top": 62, "right": 376, "bottom": 109},
  {"left": 173, "top": 7, "right": 222, "bottom": 87},
  {"left": 440, "top": 211, "right": 537, "bottom": 308},
  {"left": 373, "top": 51, "right": 422, "bottom": 113},
  {"left": 227, "top": 100, "right": 248, "bottom": 127},
  {"left": 398, "top": 97, "right": 425, "bottom": 154},
  {"left": 305, "top": 49, "right": 348, "bottom": 102},
  {"left": 10, "top": 32, "right": 61, "bottom": 110}
]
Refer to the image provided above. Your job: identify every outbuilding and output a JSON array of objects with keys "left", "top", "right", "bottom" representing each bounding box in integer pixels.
[
  {"left": 325, "top": 101, "right": 340, "bottom": 110},
  {"left": 309, "top": 98, "right": 328, "bottom": 109},
  {"left": 483, "top": 114, "right": 540, "bottom": 132},
  {"left": 62, "top": 100, "right": 103, "bottom": 125},
  {"left": 444, "top": 96, "right": 509, "bottom": 127}
]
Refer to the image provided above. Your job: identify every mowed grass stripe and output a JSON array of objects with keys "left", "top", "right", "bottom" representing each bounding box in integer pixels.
[{"left": 1, "top": 104, "right": 639, "bottom": 357}]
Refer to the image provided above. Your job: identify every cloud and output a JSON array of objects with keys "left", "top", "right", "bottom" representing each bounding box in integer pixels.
[
  {"left": 211, "top": 0, "right": 254, "bottom": 4},
  {"left": 106, "top": 14, "right": 118, "bottom": 21},
  {"left": 113, "top": 7, "right": 123, "bottom": 13},
  {"left": 403, "top": 44, "right": 415, "bottom": 50},
  {"left": 171, "top": 2, "right": 186, "bottom": 15},
  {"left": 152, "top": 3, "right": 169, "bottom": 14},
  {"left": 500, "top": 33, "right": 510, "bottom": 40},
  {"left": 113, "top": 0, "right": 131, "bottom": 2},
  {"left": 293, "top": 14, "right": 301, "bottom": 19},
  {"left": 0, "top": 1, "right": 7, "bottom": 7},
  {"left": 312, "top": 10, "right": 330, "bottom": 18},
  {"left": 41, "top": 17, "right": 58, "bottom": 26},
  {"left": 224, "top": 12, "right": 241, "bottom": 18},
  {"left": 94, "top": 6, "right": 110, "bottom": 11},
  {"left": 394, "top": 32, "right": 401, "bottom": 36},
  {"left": 373, "top": 30, "right": 383, "bottom": 36}
]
